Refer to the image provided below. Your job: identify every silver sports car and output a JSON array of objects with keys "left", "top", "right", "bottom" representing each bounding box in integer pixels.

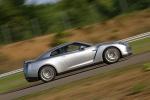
[{"left": 24, "top": 41, "right": 132, "bottom": 82}]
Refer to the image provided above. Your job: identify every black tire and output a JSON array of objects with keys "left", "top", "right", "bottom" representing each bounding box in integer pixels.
[
  {"left": 103, "top": 47, "right": 120, "bottom": 64},
  {"left": 39, "top": 66, "right": 56, "bottom": 83}
]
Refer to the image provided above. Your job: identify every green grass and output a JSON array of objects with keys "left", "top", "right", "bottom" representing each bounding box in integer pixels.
[
  {"left": 0, "top": 73, "right": 24, "bottom": 86},
  {"left": 129, "top": 37, "right": 150, "bottom": 47},
  {"left": 143, "top": 63, "right": 150, "bottom": 71},
  {"left": 15, "top": 61, "right": 150, "bottom": 100},
  {"left": 0, "top": 73, "right": 38, "bottom": 93},
  {"left": 0, "top": 81, "right": 29, "bottom": 93},
  {"left": 128, "top": 83, "right": 146, "bottom": 95},
  {"left": 132, "top": 46, "right": 150, "bottom": 54},
  {"left": 129, "top": 37, "right": 150, "bottom": 54}
]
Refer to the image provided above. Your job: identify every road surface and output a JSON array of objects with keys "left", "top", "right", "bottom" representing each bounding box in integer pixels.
[{"left": 0, "top": 51, "right": 150, "bottom": 100}]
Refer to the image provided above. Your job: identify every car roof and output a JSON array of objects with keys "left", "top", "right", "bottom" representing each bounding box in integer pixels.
[
  {"left": 36, "top": 41, "right": 93, "bottom": 60},
  {"left": 51, "top": 41, "right": 93, "bottom": 51}
]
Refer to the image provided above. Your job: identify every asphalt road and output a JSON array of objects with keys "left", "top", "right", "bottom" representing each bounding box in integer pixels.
[{"left": 0, "top": 51, "right": 150, "bottom": 100}]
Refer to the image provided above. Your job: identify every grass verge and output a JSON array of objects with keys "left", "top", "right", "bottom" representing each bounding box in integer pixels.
[
  {"left": 143, "top": 63, "right": 150, "bottom": 71},
  {"left": 129, "top": 37, "right": 150, "bottom": 54},
  {"left": 0, "top": 73, "right": 23, "bottom": 86},
  {"left": 0, "top": 73, "right": 38, "bottom": 93},
  {"left": 128, "top": 83, "right": 146, "bottom": 95},
  {"left": 15, "top": 61, "right": 150, "bottom": 100}
]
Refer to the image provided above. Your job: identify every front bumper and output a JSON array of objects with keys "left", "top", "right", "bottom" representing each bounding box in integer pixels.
[
  {"left": 122, "top": 43, "right": 132, "bottom": 57},
  {"left": 122, "top": 52, "right": 132, "bottom": 57}
]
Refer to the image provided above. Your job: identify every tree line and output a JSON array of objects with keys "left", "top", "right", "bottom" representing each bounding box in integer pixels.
[{"left": 0, "top": 0, "right": 149, "bottom": 44}]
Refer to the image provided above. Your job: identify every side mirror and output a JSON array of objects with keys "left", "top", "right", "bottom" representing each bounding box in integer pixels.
[{"left": 80, "top": 46, "right": 85, "bottom": 50}]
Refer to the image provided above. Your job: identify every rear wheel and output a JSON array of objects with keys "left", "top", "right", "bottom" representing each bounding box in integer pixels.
[
  {"left": 103, "top": 47, "right": 120, "bottom": 64},
  {"left": 39, "top": 66, "right": 56, "bottom": 83}
]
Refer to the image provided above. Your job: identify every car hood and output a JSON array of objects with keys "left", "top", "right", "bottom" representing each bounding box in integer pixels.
[{"left": 95, "top": 42, "right": 116, "bottom": 46}]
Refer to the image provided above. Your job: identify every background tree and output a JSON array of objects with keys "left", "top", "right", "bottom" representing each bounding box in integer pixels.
[{"left": 0, "top": 0, "right": 149, "bottom": 44}]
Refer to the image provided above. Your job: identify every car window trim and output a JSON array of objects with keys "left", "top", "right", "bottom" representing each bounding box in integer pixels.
[{"left": 50, "top": 47, "right": 63, "bottom": 57}]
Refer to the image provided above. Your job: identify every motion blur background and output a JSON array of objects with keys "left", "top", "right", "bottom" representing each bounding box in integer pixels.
[
  {"left": 0, "top": 0, "right": 149, "bottom": 44},
  {"left": 0, "top": 0, "right": 150, "bottom": 73}
]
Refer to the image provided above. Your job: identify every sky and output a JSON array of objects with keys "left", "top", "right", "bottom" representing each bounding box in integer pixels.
[{"left": 25, "top": 0, "right": 60, "bottom": 4}]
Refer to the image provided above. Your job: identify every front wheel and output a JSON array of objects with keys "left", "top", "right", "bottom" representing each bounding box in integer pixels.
[
  {"left": 39, "top": 66, "right": 56, "bottom": 83},
  {"left": 103, "top": 47, "right": 120, "bottom": 64}
]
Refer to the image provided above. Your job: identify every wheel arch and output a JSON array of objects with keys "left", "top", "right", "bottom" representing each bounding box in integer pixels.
[{"left": 102, "top": 46, "right": 122, "bottom": 61}]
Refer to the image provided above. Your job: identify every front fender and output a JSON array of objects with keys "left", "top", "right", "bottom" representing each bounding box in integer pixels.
[
  {"left": 94, "top": 45, "right": 109, "bottom": 63},
  {"left": 94, "top": 44, "right": 124, "bottom": 63}
]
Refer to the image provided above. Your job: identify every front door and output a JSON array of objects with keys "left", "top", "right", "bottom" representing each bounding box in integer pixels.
[{"left": 61, "top": 43, "right": 94, "bottom": 70}]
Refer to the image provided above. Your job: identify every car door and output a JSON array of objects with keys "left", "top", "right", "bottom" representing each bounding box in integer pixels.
[
  {"left": 50, "top": 47, "right": 69, "bottom": 71},
  {"left": 61, "top": 43, "right": 94, "bottom": 70}
]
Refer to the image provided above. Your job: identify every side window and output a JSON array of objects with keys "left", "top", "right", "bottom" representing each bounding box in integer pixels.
[
  {"left": 63, "top": 43, "right": 80, "bottom": 53},
  {"left": 80, "top": 44, "right": 90, "bottom": 49},
  {"left": 50, "top": 48, "right": 62, "bottom": 57},
  {"left": 68, "top": 44, "right": 80, "bottom": 52}
]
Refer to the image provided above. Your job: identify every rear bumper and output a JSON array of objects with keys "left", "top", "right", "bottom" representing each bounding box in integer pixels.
[
  {"left": 23, "top": 67, "right": 39, "bottom": 82},
  {"left": 25, "top": 77, "right": 39, "bottom": 82}
]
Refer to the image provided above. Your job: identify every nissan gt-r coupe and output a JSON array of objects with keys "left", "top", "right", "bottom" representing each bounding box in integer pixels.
[{"left": 24, "top": 41, "right": 132, "bottom": 82}]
